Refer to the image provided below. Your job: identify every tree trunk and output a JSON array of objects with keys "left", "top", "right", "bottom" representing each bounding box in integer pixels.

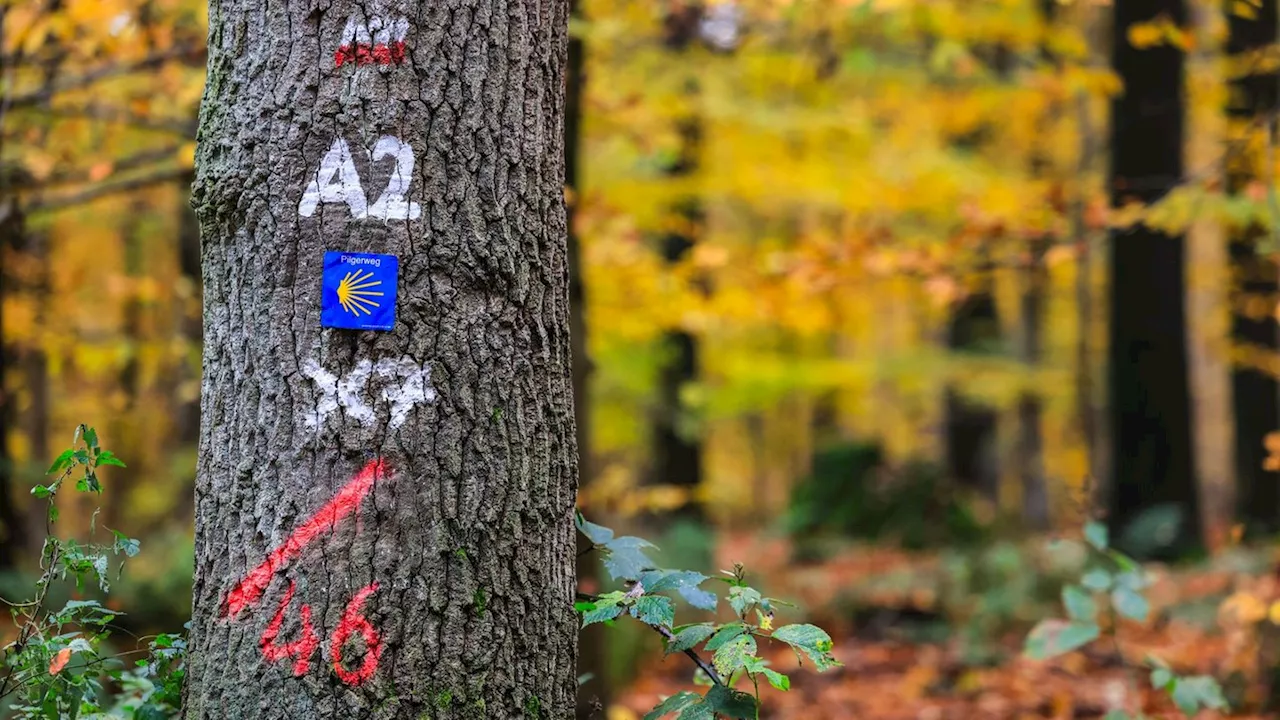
[
  {"left": 650, "top": 3, "right": 708, "bottom": 519},
  {"left": 185, "top": 2, "right": 577, "bottom": 718},
  {"left": 0, "top": 198, "right": 24, "bottom": 570},
  {"left": 1013, "top": 0, "right": 1060, "bottom": 532},
  {"left": 1227, "top": 0, "right": 1280, "bottom": 536},
  {"left": 1107, "top": 0, "right": 1201, "bottom": 556},
  {"left": 944, "top": 278, "right": 1000, "bottom": 500}
]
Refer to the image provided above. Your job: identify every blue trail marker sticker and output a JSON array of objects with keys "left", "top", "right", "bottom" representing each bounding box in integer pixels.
[{"left": 321, "top": 251, "right": 398, "bottom": 331}]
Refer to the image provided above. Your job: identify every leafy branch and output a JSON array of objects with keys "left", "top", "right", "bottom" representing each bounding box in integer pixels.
[
  {"left": 1022, "top": 520, "right": 1227, "bottom": 719},
  {"left": 575, "top": 514, "right": 840, "bottom": 719},
  {"left": 0, "top": 425, "right": 184, "bottom": 719}
]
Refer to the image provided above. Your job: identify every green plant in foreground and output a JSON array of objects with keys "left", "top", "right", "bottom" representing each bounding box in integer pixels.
[
  {"left": 575, "top": 514, "right": 840, "bottom": 719},
  {"left": 1023, "top": 519, "right": 1226, "bottom": 719},
  {"left": 1, "top": 425, "right": 186, "bottom": 719}
]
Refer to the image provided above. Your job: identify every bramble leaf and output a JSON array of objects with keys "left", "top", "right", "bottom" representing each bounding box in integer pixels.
[
  {"left": 705, "top": 624, "right": 748, "bottom": 652},
  {"left": 1024, "top": 619, "right": 1099, "bottom": 660},
  {"left": 666, "top": 624, "right": 716, "bottom": 655},
  {"left": 1063, "top": 585, "right": 1096, "bottom": 623},
  {"left": 771, "top": 624, "right": 839, "bottom": 670},
  {"left": 712, "top": 634, "right": 756, "bottom": 677},
  {"left": 643, "top": 691, "right": 701, "bottom": 720},
  {"left": 631, "top": 595, "right": 675, "bottom": 629}
]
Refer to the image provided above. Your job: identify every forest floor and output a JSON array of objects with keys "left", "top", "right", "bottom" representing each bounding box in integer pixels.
[{"left": 610, "top": 532, "right": 1280, "bottom": 719}]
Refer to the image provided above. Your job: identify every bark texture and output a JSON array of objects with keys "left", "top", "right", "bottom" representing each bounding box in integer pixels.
[
  {"left": 186, "top": 1, "right": 577, "bottom": 718},
  {"left": 1107, "top": 0, "right": 1201, "bottom": 555}
]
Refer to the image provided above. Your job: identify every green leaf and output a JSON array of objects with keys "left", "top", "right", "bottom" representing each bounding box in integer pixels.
[
  {"left": 1114, "top": 569, "right": 1148, "bottom": 591},
  {"left": 109, "top": 529, "right": 141, "bottom": 558},
  {"left": 1081, "top": 568, "right": 1113, "bottom": 591},
  {"left": 1062, "top": 585, "right": 1096, "bottom": 623},
  {"left": 712, "top": 634, "right": 756, "bottom": 677},
  {"left": 601, "top": 536, "right": 657, "bottom": 581},
  {"left": 96, "top": 450, "right": 126, "bottom": 468},
  {"left": 704, "top": 624, "right": 748, "bottom": 652},
  {"left": 46, "top": 449, "right": 74, "bottom": 475},
  {"left": 574, "top": 601, "right": 597, "bottom": 614},
  {"left": 1108, "top": 549, "right": 1140, "bottom": 573},
  {"left": 666, "top": 624, "right": 716, "bottom": 655},
  {"left": 728, "top": 586, "right": 762, "bottom": 618},
  {"left": 59, "top": 599, "right": 103, "bottom": 614},
  {"left": 643, "top": 692, "right": 702, "bottom": 720},
  {"left": 576, "top": 514, "right": 614, "bottom": 545},
  {"left": 761, "top": 667, "right": 790, "bottom": 691},
  {"left": 83, "top": 427, "right": 98, "bottom": 452},
  {"left": 1112, "top": 587, "right": 1149, "bottom": 622},
  {"left": 701, "top": 686, "right": 758, "bottom": 719},
  {"left": 582, "top": 592, "right": 626, "bottom": 627},
  {"left": 1084, "top": 521, "right": 1108, "bottom": 551},
  {"left": 630, "top": 596, "right": 675, "bottom": 629},
  {"left": 1023, "top": 619, "right": 1100, "bottom": 660},
  {"left": 1150, "top": 667, "right": 1173, "bottom": 690},
  {"left": 771, "top": 624, "right": 839, "bottom": 670},
  {"left": 31, "top": 485, "right": 52, "bottom": 499},
  {"left": 1170, "top": 676, "right": 1227, "bottom": 714},
  {"left": 639, "top": 570, "right": 718, "bottom": 611}
]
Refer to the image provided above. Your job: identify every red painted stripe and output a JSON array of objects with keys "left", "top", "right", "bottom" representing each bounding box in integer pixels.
[
  {"left": 224, "top": 459, "right": 386, "bottom": 618},
  {"left": 334, "top": 41, "right": 407, "bottom": 67}
]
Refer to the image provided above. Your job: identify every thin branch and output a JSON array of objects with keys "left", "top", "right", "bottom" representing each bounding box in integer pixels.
[
  {"left": 576, "top": 591, "right": 724, "bottom": 687},
  {"left": 4, "top": 145, "right": 185, "bottom": 193},
  {"left": 19, "top": 105, "right": 195, "bottom": 137},
  {"left": 5, "top": 48, "right": 206, "bottom": 110},
  {"left": 651, "top": 621, "right": 724, "bottom": 687},
  {"left": 27, "top": 167, "right": 192, "bottom": 213}
]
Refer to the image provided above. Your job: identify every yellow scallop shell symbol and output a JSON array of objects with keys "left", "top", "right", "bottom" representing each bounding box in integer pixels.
[{"left": 335, "top": 269, "right": 384, "bottom": 316}]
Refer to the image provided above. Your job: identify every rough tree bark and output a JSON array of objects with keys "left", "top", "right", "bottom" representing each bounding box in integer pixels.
[
  {"left": 185, "top": 1, "right": 577, "bottom": 718},
  {"left": 1226, "top": 0, "right": 1280, "bottom": 536},
  {"left": 1107, "top": 0, "right": 1202, "bottom": 555}
]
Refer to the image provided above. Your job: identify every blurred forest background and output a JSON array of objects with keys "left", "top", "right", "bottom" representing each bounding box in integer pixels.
[{"left": 11, "top": 0, "right": 1280, "bottom": 716}]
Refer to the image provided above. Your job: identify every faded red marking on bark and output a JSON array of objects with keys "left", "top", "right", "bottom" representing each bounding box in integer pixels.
[
  {"left": 331, "top": 582, "right": 382, "bottom": 685},
  {"left": 334, "top": 42, "right": 407, "bottom": 66},
  {"left": 224, "top": 459, "right": 386, "bottom": 617},
  {"left": 259, "top": 580, "right": 320, "bottom": 676}
]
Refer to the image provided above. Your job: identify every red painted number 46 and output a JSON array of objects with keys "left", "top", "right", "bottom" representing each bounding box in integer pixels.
[{"left": 224, "top": 461, "right": 387, "bottom": 685}]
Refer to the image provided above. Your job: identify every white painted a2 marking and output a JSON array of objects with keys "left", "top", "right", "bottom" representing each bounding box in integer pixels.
[{"left": 298, "top": 136, "right": 421, "bottom": 221}]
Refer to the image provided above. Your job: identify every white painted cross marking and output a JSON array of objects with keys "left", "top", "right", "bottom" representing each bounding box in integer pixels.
[{"left": 300, "top": 358, "right": 436, "bottom": 430}]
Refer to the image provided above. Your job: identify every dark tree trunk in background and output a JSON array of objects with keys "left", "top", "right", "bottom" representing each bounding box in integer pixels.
[
  {"left": 944, "top": 280, "right": 1000, "bottom": 500},
  {"left": 1107, "top": 0, "right": 1202, "bottom": 555},
  {"left": 651, "top": 3, "right": 708, "bottom": 519},
  {"left": 945, "top": 43, "right": 1010, "bottom": 504},
  {"left": 566, "top": 2, "right": 609, "bottom": 716},
  {"left": 0, "top": 199, "right": 25, "bottom": 570},
  {"left": 0, "top": 199, "right": 49, "bottom": 567},
  {"left": 185, "top": 1, "right": 577, "bottom": 717},
  {"left": 1016, "top": 235, "right": 1051, "bottom": 530},
  {"left": 1227, "top": 0, "right": 1280, "bottom": 536},
  {"left": 1013, "top": 0, "right": 1062, "bottom": 532}
]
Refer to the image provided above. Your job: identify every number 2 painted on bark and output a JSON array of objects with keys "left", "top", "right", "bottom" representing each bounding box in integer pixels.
[{"left": 225, "top": 460, "right": 387, "bottom": 685}]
